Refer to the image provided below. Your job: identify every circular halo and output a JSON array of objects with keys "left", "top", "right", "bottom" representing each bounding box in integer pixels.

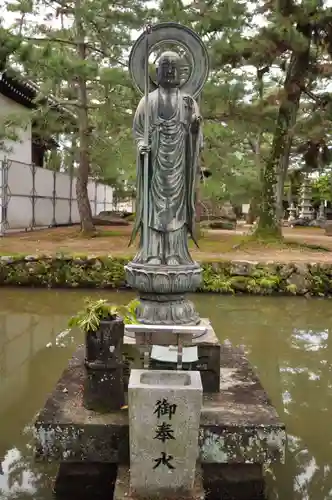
[
  {"left": 129, "top": 22, "right": 209, "bottom": 99},
  {"left": 149, "top": 40, "right": 193, "bottom": 88}
]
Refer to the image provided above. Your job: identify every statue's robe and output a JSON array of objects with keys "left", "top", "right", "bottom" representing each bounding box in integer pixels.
[{"left": 130, "top": 87, "right": 203, "bottom": 265}]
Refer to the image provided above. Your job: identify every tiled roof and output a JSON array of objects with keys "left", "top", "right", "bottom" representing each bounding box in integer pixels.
[{"left": 0, "top": 70, "right": 75, "bottom": 118}]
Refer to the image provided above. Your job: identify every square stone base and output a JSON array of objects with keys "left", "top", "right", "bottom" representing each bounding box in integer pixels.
[
  {"left": 34, "top": 340, "right": 285, "bottom": 466},
  {"left": 52, "top": 463, "right": 266, "bottom": 500},
  {"left": 113, "top": 465, "right": 205, "bottom": 500}
]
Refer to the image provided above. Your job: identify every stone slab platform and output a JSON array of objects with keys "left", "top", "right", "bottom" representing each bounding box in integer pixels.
[
  {"left": 113, "top": 465, "right": 205, "bottom": 500},
  {"left": 34, "top": 342, "right": 285, "bottom": 465}
]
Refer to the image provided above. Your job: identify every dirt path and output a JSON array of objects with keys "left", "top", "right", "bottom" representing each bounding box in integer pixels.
[{"left": 1, "top": 224, "right": 332, "bottom": 262}]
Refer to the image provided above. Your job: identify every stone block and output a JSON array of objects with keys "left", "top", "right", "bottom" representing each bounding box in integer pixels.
[
  {"left": 34, "top": 343, "right": 286, "bottom": 465},
  {"left": 83, "top": 317, "right": 125, "bottom": 411},
  {"left": 114, "top": 465, "right": 205, "bottom": 500},
  {"left": 53, "top": 462, "right": 117, "bottom": 500},
  {"left": 86, "top": 318, "right": 124, "bottom": 368},
  {"left": 84, "top": 366, "right": 125, "bottom": 412},
  {"left": 128, "top": 369, "right": 203, "bottom": 498}
]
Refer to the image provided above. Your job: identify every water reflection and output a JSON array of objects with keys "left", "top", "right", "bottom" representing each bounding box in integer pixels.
[
  {"left": 0, "top": 290, "right": 332, "bottom": 499},
  {"left": 212, "top": 296, "right": 332, "bottom": 500},
  {"left": 0, "top": 290, "right": 85, "bottom": 499}
]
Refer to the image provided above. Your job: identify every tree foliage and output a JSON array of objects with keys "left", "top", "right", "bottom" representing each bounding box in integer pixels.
[
  {"left": 1, "top": 0, "right": 146, "bottom": 232},
  {"left": 2, "top": 0, "right": 332, "bottom": 236}
]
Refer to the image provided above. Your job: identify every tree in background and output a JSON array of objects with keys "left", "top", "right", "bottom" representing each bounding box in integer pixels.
[
  {"left": 186, "top": 0, "right": 332, "bottom": 238},
  {"left": 2, "top": 0, "right": 147, "bottom": 234},
  {"left": 3, "top": 0, "right": 332, "bottom": 238}
]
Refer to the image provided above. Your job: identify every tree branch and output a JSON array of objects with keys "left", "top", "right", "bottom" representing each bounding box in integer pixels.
[
  {"left": 23, "top": 36, "right": 125, "bottom": 65},
  {"left": 55, "top": 100, "right": 102, "bottom": 108}
]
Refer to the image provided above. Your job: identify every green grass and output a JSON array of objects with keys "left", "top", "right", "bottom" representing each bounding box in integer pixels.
[
  {"left": 191, "top": 234, "right": 331, "bottom": 254},
  {"left": 79, "top": 229, "right": 127, "bottom": 238},
  {"left": 0, "top": 226, "right": 330, "bottom": 258}
]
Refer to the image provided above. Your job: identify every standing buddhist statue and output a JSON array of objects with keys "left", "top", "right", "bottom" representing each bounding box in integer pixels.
[
  {"left": 130, "top": 51, "right": 203, "bottom": 266},
  {"left": 125, "top": 23, "right": 209, "bottom": 325}
]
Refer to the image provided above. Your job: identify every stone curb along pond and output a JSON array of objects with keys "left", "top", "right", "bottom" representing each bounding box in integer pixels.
[{"left": 1, "top": 254, "right": 332, "bottom": 295}]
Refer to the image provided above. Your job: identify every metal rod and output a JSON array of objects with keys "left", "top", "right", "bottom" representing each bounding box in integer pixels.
[
  {"left": 0, "top": 158, "right": 9, "bottom": 236},
  {"left": 176, "top": 335, "right": 183, "bottom": 370},
  {"left": 143, "top": 24, "right": 152, "bottom": 260},
  {"left": 0, "top": 159, "right": 5, "bottom": 236},
  {"left": 143, "top": 347, "right": 150, "bottom": 369}
]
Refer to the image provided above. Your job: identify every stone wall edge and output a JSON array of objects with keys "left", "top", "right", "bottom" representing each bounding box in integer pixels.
[{"left": 0, "top": 255, "right": 330, "bottom": 295}]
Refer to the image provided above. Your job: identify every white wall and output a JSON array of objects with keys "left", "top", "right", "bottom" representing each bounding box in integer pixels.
[
  {"left": 0, "top": 92, "right": 131, "bottom": 230},
  {"left": 3, "top": 160, "right": 115, "bottom": 230},
  {"left": 0, "top": 93, "right": 32, "bottom": 165}
]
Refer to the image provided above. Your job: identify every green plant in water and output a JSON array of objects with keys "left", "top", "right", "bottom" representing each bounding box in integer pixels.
[
  {"left": 122, "top": 298, "right": 140, "bottom": 325},
  {"left": 68, "top": 298, "right": 139, "bottom": 333},
  {"left": 286, "top": 283, "right": 297, "bottom": 295}
]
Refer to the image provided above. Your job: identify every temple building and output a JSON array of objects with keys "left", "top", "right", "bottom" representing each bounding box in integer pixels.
[{"left": 0, "top": 71, "right": 72, "bottom": 167}]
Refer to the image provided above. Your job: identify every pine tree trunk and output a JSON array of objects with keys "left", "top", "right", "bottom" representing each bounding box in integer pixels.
[
  {"left": 255, "top": 22, "right": 312, "bottom": 239},
  {"left": 255, "top": 155, "right": 281, "bottom": 238},
  {"left": 275, "top": 104, "right": 299, "bottom": 222},
  {"left": 75, "top": 0, "right": 95, "bottom": 235}
]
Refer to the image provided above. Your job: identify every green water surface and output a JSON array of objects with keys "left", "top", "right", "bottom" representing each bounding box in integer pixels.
[{"left": 0, "top": 289, "right": 331, "bottom": 499}]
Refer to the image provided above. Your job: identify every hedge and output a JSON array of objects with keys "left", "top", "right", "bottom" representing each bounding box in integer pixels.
[{"left": 1, "top": 254, "right": 332, "bottom": 296}]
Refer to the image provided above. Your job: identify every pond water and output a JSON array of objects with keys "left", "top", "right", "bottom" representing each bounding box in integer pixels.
[{"left": 0, "top": 289, "right": 331, "bottom": 499}]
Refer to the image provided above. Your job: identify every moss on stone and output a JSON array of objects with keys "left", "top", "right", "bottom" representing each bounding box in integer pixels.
[
  {"left": 229, "top": 276, "right": 252, "bottom": 292},
  {"left": 0, "top": 254, "right": 331, "bottom": 296}
]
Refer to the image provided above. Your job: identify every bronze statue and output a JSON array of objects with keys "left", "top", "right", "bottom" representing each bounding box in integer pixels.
[
  {"left": 125, "top": 23, "right": 209, "bottom": 325},
  {"left": 130, "top": 51, "right": 203, "bottom": 266}
]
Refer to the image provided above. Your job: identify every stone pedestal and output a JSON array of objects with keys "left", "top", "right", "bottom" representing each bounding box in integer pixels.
[
  {"left": 128, "top": 369, "right": 203, "bottom": 498},
  {"left": 124, "top": 261, "right": 202, "bottom": 325},
  {"left": 34, "top": 342, "right": 285, "bottom": 500}
]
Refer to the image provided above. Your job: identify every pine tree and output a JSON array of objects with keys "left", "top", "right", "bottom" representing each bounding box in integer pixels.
[
  {"left": 186, "top": 0, "right": 332, "bottom": 238},
  {"left": 4, "top": 0, "right": 148, "bottom": 234}
]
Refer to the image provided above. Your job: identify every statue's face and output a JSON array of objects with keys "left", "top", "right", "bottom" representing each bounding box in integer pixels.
[{"left": 156, "top": 52, "right": 181, "bottom": 88}]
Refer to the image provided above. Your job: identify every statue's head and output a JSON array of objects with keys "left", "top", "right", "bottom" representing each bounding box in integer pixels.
[{"left": 156, "top": 51, "right": 181, "bottom": 88}]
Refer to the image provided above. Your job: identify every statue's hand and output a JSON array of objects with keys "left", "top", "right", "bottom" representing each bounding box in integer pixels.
[
  {"left": 191, "top": 114, "right": 202, "bottom": 134},
  {"left": 138, "top": 143, "right": 151, "bottom": 155}
]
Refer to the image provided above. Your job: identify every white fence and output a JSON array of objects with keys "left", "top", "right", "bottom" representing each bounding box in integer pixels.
[{"left": 0, "top": 159, "right": 115, "bottom": 234}]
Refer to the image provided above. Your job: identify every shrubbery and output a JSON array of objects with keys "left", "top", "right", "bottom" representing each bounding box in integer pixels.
[{"left": 0, "top": 255, "right": 331, "bottom": 295}]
